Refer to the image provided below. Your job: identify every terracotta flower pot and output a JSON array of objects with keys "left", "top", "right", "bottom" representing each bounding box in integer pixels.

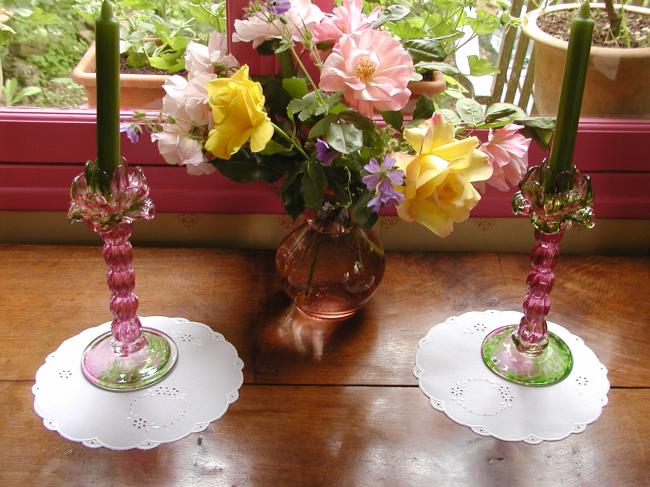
[
  {"left": 404, "top": 70, "right": 447, "bottom": 113},
  {"left": 522, "top": 3, "right": 650, "bottom": 118},
  {"left": 72, "top": 42, "right": 168, "bottom": 110}
]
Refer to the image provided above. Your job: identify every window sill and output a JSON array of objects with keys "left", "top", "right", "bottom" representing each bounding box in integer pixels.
[{"left": 1, "top": 107, "right": 649, "bottom": 218}]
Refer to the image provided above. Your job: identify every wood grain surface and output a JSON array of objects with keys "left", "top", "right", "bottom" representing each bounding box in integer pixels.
[
  {"left": 2, "top": 385, "right": 649, "bottom": 486},
  {"left": 0, "top": 245, "right": 648, "bottom": 486}
]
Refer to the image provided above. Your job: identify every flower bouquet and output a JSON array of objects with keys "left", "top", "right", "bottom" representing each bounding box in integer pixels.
[{"left": 134, "top": 0, "right": 539, "bottom": 318}]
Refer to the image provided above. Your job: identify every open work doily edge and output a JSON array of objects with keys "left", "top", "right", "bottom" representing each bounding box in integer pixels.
[{"left": 413, "top": 309, "right": 610, "bottom": 445}]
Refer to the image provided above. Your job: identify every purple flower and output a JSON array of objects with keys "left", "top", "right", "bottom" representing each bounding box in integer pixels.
[
  {"left": 120, "top": 123, "right": 140, "bottom": 144},
  {"left": 267, "top": 0, "right": 291, "bottom": 15},
  {"left": 315, "top": 138, "right": 337, "bottom": 166},
  {"left": 362, "top": 156, "right": 405, "bottom": 213}
]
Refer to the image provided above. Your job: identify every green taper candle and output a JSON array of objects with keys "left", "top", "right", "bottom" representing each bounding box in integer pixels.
[
  {"left": 95, "top": 0, "right": 120, "bottom": 190},
  {"left": 548, "top": 1, "right": 594, "bottom": 186}
]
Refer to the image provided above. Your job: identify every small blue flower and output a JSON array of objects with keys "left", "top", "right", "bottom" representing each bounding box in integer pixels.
[
  {"left": 315, "top": 138, "right": 337, "bottom": 166},
  {"left": 267, "top": 0, "right": 291, "bottom": 15},
  {"left": 362, "top": 156, "right": 405, "bottom": 213},
  {"left": 120, "top": 123, "right": 140, "bottom": 144}
]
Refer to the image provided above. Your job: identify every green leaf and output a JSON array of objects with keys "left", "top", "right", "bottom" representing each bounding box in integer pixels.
[
  {"left": 438, "top": 108, "right": 462, "bottom": 126},
  {"left": 328, "top": 103, "right": 348, "bottom": 115},
  {"left": 351, "top": 193, "right": 378, "bottom": 229},
  {"left": 338, "top": 111, "right": 376, "bottom": 133},
  {"left": 516, "top": 117, "right": 556, "bottom": 130},
  {"left": 3, "top": 78, "right": 18, "bottom": 105},
  {"left": 484, "top": 103, "right": 527, "bottom": 123},
  {"left": 275, "top": 37, "right": 293, "bottom": 54},
  {"left": 402, "top": 38, "right": 446, "bottom": 64},
  {"left": 517, "top": 117, "right": 556, "bottom": 151},
  {"left": 325, "top": 166, "right": 352, "bottom": 207},
  {"left": 371, "top": 4, "right": 410, "bottom": 29},
  {"left": 413, "top": 95, "right": 434, "bottom": 120},
  {"left": 258, "top": 139, "right": 294, "bottom": 156},
  {"left": 256, "top": 40, "right": 278, "bottom": 56},
  {"left": 415, "top": 61, "right": 459, "bottom": 76},
  {"left": 0, "top": 23, "right": 16, "bottom": 35},
  {"left": 467, "top": 55, "right": 499, "bottom": 77},
  {"left": 301, "top": 160, "right": 327, "bottom": 209},
  {"left": 281, "top": 167, "right": 305, "bottom": 219},
  {"left": 467, "top": 10, "right": 500, "bottom": 35},
  {"left": 17, "top": 86, "right": 42, "bottom": 99},
  {"left": 211, "top": 152, "right": 285, "bottom": 183},
  {"left": 149, "top": 39, "right": 188, "bottom": 72},
  {"left": 326, "top": 122, "right": 363, "bottom": 154},
  {"left": 381, "top": 111, "right": 404, "bottom": 130},
  {"left": 308, "top": 114, "right": 338, "bottom": 139},
  {"left": 455, "top": 98, "right": 484, "bottom": 126},
  {"left": 282, "top": 77, "right": 309, "bottom": 99},
  {"left": 287, "top": 91, "right": 339, "bottom": 121}
]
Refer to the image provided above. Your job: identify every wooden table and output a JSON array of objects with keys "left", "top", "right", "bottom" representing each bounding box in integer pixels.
[{"left": 1, "top": 245, "right": 648, "bottom": 486}]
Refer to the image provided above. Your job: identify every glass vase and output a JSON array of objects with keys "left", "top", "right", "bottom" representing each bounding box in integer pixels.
[
  {"left": 69, "top": 164, "right": 177, "bottom": 391},
  {"left": 481, "top": 161, "right": 595, "bottom": 386},
  {"left": 275, "top": 208, "right": 385, "bottom": 320}
]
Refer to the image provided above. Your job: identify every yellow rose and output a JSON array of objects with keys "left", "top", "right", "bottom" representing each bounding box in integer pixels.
[
  {"left": 395, "top": 113, "right": 493, "bottom": 237},
  {"left": 204, "top": 65, "right": 274, "bottom": 160}
]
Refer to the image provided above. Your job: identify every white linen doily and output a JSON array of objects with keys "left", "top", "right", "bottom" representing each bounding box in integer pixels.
[
  {"left": 414, "top": 310, "right": 609, "bottom": 444},
  {"left": 33, "top": 316, "right": 244, "bottom": 450}
]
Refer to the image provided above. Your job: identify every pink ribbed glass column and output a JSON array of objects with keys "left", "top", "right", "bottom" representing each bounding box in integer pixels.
[
  {"left": 101, "top": 223, "right": 146, "bottom": 354},
  {"left": 481, "top": 160, "right": 594, "bottom": 386},
  {"left": 513, "top": 229, "right": 564, "bottom": 355},
  {"left": 70, "top": 164, "right": 177, "bottom": 391}
]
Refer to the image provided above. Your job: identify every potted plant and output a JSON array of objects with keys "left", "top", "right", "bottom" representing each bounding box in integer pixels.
[
  {"left": 362, "top": 0, "right": 514, "bottom": 110},
  {"left": 72, "top": 0, "right": 225, "bottom": 109},
  {"left": 72, "top": 40, "right": 171, "bottom": 109},
  {"left": 522, "top": 2, "right": 650, "bottom": 117}
]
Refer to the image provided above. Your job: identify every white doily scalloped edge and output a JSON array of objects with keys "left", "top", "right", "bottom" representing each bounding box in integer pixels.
[
  {"left": 413, "top": 310, "right": 610, "bottom": 444},
  {"left": 32, "top": 316, "right": 244, "bottom": 450}
]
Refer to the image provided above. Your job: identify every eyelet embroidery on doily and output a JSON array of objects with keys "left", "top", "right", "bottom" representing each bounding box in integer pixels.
[
  {"left": 414, "top": 311, "right": 610, "bottom": 443},
  {"left": 464, "top": 322, "right": 488, "bottom": 334},
  {"left": 127, "top": 385, "right": 189, "bottom": 432},
  {"left": 449, "top": 378, "right": 515, "bottom": 416},
  {"left": 575, "top": 376, "right": 589, "bottom": 387},
  {"left": 57, "top": 369, "right": 73, "bottom": 380},
  {"left": 170, "top": 330, "right": 202, "bottom": 346}
]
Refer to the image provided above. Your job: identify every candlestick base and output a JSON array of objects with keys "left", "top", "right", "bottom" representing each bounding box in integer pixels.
[
  {"left": 81, "top": 327, "right": 178, "bottom": 391},
  {"left": 481, "top": 325, "right": 573, "bottom": 386}
]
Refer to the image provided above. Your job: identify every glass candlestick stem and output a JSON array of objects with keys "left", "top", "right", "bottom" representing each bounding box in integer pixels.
[
  {"left": 69, "top": 164, "right": 177, "bottom": 391},
  {"left": 481, "top": 160, "right": 594, "bottom": 386}
]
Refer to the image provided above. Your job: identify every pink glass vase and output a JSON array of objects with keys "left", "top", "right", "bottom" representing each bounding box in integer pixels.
[
  {"left": 481, "top": 161, "right": 595, "bottom": 386},
  {"left": 69, "top": 164, "right": 177, "bottom": 391},
  {"left": 276, "top": 208, "right": 385, "bottom": 320}
]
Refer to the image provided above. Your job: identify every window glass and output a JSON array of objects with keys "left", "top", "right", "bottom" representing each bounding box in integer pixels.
[
  {"left": 0, "top": 0, "right": 226, "bottom": 108},
  {"left": 0, "top": 1, "right": 647, "bottom": 115}
]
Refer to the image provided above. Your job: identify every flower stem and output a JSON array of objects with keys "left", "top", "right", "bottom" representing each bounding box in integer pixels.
[
  {"left": 271, "top": 122, "right": 309, "bottom": 160},
  {"left": 289, "top": 45, "right": 325, "bottom": 103}
]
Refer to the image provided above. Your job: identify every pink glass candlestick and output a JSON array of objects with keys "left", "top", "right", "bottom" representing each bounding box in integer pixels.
[
  {"left": 481, "top": 160, "right": 594, "bottom": 386},
  {"left": 69, "top": 163, "right": 177, "bottom": 391}
]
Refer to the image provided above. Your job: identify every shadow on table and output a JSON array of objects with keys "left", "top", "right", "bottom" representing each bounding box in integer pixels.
[{"left": 251, "top": 290, "right": 375, "bottom": 374}]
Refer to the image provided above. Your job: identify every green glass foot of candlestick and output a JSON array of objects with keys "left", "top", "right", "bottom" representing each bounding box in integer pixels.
[
  {"left": 481, "top": 325, "right": 573, "bottom": 386},
  {"left": 81, "top": 328, "right": 178, "bottom": 391}
]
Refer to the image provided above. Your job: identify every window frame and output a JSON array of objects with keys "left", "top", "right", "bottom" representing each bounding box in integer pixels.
[{"left": 1, "top": 0, "right": 649, "bottom": 218}]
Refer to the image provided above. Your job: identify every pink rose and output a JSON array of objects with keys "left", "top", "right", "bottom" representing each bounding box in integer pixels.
[
  {"left": 478, "top": 124, "right": 531, "bottom": 191},
  {"left": 312, "top": 0, "right": 381, "bottom": 45},
  {"left": 319, "top": 29, "right": 413, "bottom": 118}
]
